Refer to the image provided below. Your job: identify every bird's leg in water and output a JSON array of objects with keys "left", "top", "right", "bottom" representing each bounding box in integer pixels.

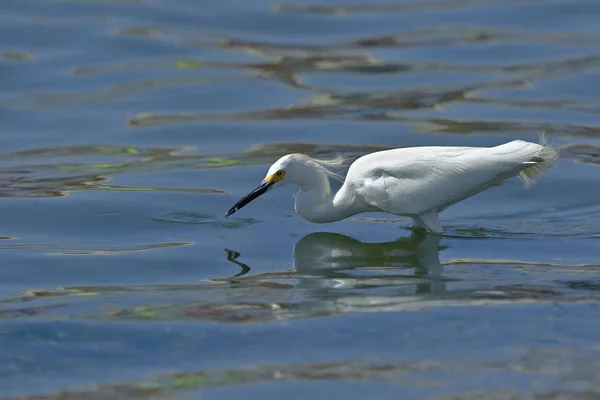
[
  {"left": 411, "top": 215, "right": 428, "bottom": 230},
  {"left": 412, "top": 210, "right": 443, "bottom": 234}
]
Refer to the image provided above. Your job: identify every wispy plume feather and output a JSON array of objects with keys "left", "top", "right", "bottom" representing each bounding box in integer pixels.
[{"left": 311, "top": 154, "right": 352, "bottom": 183}]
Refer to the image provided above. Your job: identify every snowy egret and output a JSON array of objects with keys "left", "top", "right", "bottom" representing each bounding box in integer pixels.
[{"left": 225, "top": 139, "right": 558, "bottom": 233}]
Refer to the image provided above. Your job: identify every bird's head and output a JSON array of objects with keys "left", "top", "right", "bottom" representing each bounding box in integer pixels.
[{"left": 225, "top": 154, "right": 305, "bottom": 217}]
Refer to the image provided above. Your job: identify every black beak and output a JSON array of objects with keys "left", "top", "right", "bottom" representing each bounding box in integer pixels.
[{"left": 225, "top": 180, "right": 273, "bottom": 217}]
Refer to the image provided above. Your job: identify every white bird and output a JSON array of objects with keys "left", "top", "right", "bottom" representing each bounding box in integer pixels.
[{"left": 225, "top": 139, "right": 558, "bottom": 234}]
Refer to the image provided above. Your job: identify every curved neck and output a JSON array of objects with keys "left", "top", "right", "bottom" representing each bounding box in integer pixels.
[{"left": 293, "top": 166, "right": 357, "bottom": 223}]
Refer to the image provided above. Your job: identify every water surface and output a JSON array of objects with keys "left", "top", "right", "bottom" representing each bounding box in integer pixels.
[{"left": 1, "top": 0, "right": 600, "bottom": 398}]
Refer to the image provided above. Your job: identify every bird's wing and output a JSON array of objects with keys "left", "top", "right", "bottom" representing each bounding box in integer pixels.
[{"left": 354, "top": 141, "right": 551, "bottom": 216}]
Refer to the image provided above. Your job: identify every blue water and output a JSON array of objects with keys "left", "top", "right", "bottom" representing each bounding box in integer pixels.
[{"left": 1, "top": 0, "right": 600, "bottom": 398}]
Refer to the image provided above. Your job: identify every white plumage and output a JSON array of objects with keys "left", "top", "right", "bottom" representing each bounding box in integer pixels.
[{"left": 225, "top": 139, "right": 558, "bottom": 234}]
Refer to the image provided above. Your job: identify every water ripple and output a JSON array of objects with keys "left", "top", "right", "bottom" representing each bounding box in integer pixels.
[
  {"left": 2, "top": 0, "right": 600, "bottom": 397},
  {"left": 272, "top": 0, "right": 556, "bottom": 16},
  {"left": 150, "top": 211, "right": 260, "bottom": 228},
  {"left": 0, "top": 241, "right": 191, "bottom": 256}
]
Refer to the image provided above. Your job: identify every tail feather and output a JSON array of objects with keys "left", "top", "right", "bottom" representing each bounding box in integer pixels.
[{"left": 517, "top": 134, "right": 559, "bottom": 188}]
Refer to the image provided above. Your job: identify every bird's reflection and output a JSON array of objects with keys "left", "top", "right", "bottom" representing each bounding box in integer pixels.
[
  {"left": 13, "top": 232, "right": 451, "bottom": 323},
  {"left": 225, "top": 230, "right": 448, "bottom": 295}
]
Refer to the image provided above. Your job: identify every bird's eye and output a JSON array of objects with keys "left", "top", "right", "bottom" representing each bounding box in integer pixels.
[{"left": 276, "top": 170, "right": 285, "bottom": 177}]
